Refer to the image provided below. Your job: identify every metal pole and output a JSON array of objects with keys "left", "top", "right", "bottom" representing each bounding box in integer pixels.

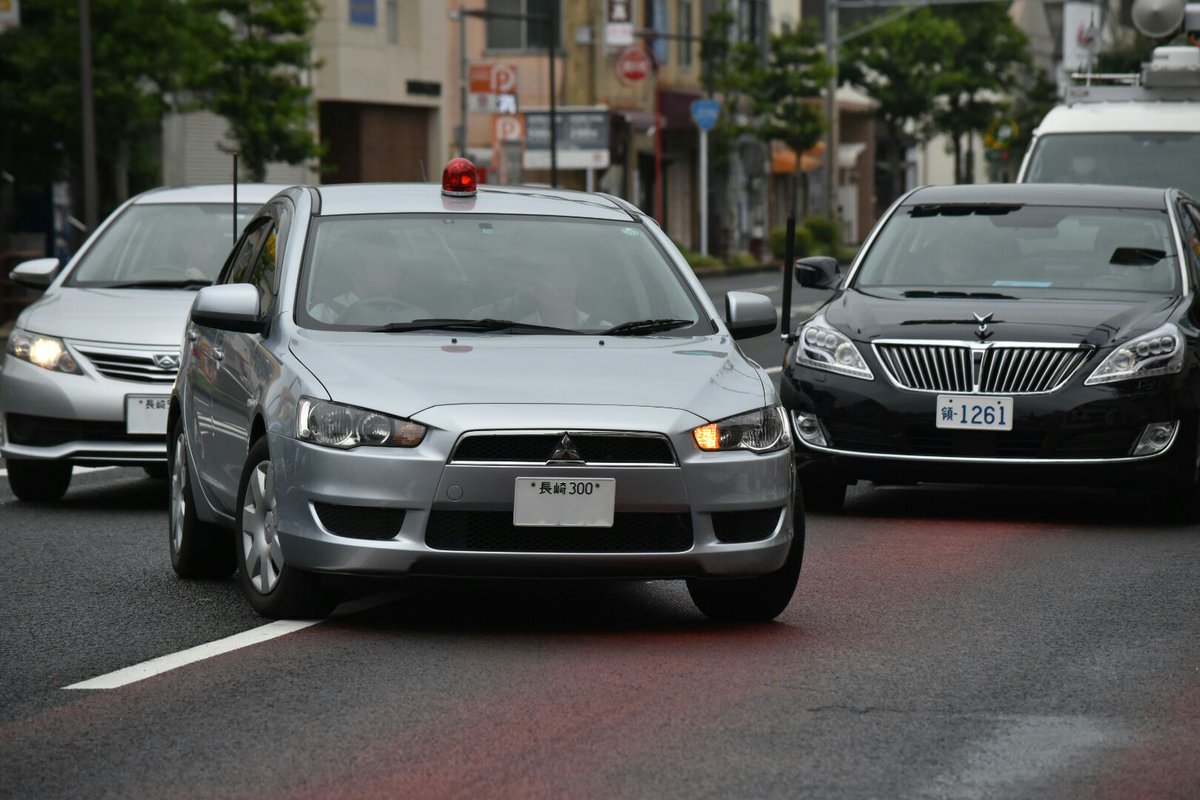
[
  {"left": 824, "top": 0, "right": 839, "bottom": 224},
  {"left": 548, "top": 3, "right": 558, "bottom": 187},
  {"left": 458, "top": 5, "right": 469, "bottom": 157},
  {"left": 232, "top": 152, "right": 239, "bottom": 242},
  {"left": 654, "top": 83, "right": 663, "bottom": 222},
  {"left": 699, "top": 128, "right": 708, "bottom": 256},
  {"left": 79, "top": 0, "right": 98, "bottom": 231},
  {"left": 586, "top": 168, "right": 594, "bottom": 193}
]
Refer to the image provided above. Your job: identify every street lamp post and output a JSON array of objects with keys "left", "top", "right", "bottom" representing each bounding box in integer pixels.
[
  {"left": 453, "top": 5, "right": 558, "bottom": 187},
  {"left": 78, "top": 0, "right": 98, "bottom": 231}
]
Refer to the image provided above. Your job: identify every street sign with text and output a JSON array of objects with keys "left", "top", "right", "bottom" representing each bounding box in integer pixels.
[{"left": 690, "top": 99, "right": 720, "bottom": 131}]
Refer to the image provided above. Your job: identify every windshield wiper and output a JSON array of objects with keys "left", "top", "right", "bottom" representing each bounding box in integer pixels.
[
  {"left": 901, "top": 290, "right": 1016, "bottom": 300},
  {"left": 95, "top": 279, "right": 212, "bottom": 289},
  {"left": 369, "top": 318, "right": 582, "bottom": 334},
  {"left": 600, "top": 318, "right": 695, "bottom": 336}
]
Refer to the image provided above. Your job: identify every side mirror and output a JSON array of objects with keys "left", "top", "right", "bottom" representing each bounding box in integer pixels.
[
  {"left": 725, "top": 291, "right": 778, "bottom": 340},
  {"left": 191, "top": 284, "right": 262, "bottom": 333},
  {"left": 795, "top": 256, "right": 839, "bottom": 289},
  {"left": 9, "top": 258, "right": 61, "bottom": 290}
]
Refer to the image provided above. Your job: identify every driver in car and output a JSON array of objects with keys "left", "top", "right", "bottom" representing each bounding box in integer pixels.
[{"left": 310, "top": 230, "right": 425, "bottom": 323}]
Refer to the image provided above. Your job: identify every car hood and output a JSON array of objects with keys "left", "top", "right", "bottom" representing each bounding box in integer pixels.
[
  {"left": 823, "top": 289, "right": 1181, "bottom": 347},
  {"left": 18, "top": 287, "right": 198, "bottom": 346},
  {"left": 288, "top": 331, "right": 767, "bottom": 422}
]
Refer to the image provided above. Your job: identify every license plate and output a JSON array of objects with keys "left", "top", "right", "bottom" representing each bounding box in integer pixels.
[
  {"left": 125, "top": 395, "right": 170, "bottom": 435},
  {"left": 513, "top": 478, "right": 616, "bottom": 527},
  {"left": 935, "top": 394, "right": 1013, "bottom": 431}
]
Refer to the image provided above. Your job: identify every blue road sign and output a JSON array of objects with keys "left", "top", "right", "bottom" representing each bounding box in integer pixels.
[{"left": 690, "top": 99, "right": 720, "bottom": 132}]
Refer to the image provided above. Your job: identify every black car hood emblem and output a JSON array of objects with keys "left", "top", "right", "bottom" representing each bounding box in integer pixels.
[
  {"left": 973, "top": 312, "right": 994, "bottom": 341},
  {"left": 548, "top": 433, "right": 584, "bottom": 464}
]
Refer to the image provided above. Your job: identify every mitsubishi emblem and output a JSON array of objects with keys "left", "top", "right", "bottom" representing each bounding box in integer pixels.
[
  {"left": 973, "top": 312, "right": 994, "bottom": 342},
  {"left": 548, "top": 433, "right": 585, "bottom": 464}
]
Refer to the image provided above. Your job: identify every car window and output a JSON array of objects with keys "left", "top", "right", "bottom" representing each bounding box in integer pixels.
[
  {"left": 295, "top": 214, "right": 707, "bottom": 333},
  {"left": 1183, "top": 205, "right": 1200, "bottom": 280},
  {"left": 65, "top": 203, "right": 260, "bottom": 287},
  {"left": 854, "top": 204, "right": 1180, "bottom": 296},
  {"left": 1024, "top": 132, "right": 1200, "bottom": 199},
  {"left": 222, "top": 218, "right": 272, "bottom": 287}
]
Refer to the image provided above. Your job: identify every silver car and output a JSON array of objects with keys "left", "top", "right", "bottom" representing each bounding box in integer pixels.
[
  {"left": 1, "top": 184, "right": 285, "bottom": 501},
  {"left": 170, "top": 163, "right": 801, "bottom": 621}
]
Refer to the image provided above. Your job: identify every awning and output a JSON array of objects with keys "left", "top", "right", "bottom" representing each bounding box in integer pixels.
[
  {"left": 771, "top": 140, "right": 826, "bottom": 174},
  {"left": 839, "top": 142, "right": 867, "bottom": 169}
]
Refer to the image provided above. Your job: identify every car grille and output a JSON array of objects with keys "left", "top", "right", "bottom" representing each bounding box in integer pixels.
[
  {"left": 874, "top": 343, "right": 1090, "bottom": 394},
  {"left": 450, "top": 433, "right": 676, "bottom": 465},
  {"left": 74, "top": 345, "right": 179, "bottom": 384},
  {"left": 711, "top": 507, "right": 783, "bottom": 543},
  {"left": 313, "top": 503, "right": 406, "bottom": 541},
  {"left": 424, "top": 511, "right": 694, "bottom": 552},
  {"left": 823, "top": 420, "right": 1139, "bottom": 459},
  {"left": 4, "top": 413, "right": 160, "bottom": 446}
]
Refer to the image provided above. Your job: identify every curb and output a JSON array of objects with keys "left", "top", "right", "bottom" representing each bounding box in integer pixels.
[{"left": 691, "top": 264, "right": 783, "bottom": 279}]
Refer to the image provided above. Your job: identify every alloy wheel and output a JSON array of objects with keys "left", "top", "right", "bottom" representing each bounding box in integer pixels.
[
  {"left": 241, "top": 460, "right": 283, "bottom": 595},
  {"left": 170, "top": 433, "right": 188, "bottom": 554}
]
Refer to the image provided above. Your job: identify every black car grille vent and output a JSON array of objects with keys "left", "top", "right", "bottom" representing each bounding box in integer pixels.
[
  {"left": 875, "top": 343, "right": 1090, "bottom": 394},
  {"left": 424, "top": 511, "right": 693, "bottom": 552},
  {"left": 313, "top": 503, "right": 406, "bottom": 540},
  {"left": 450, "top": 433, "right": 676, "bottom": 465}
]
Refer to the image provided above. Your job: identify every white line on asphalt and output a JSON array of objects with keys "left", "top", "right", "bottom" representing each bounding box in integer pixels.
[{"left": 64, "top": 593, "right": 398, "bottom": 690}]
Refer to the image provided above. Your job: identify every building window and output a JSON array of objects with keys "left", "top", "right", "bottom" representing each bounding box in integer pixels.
[
  {"left": 386, "top": 0, "right": 399, "bottom": 43},
  {"left": 737, "top": 0, "right": 761, "bottom": 44},
  {"left": 486, "top": 0, "right": 561, "bottom": 51},
  {"left": 677, "top": 0, "right": 692, "bottom": 66},
  {"left": 644, "top": 0, "right": 668, "bottom": 64}
]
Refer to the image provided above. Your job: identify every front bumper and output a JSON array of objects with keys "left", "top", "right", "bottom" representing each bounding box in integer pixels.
[
  {"left": 268, "top": 429, "right": 795, "bottom": 579},
  {"left": 0, "top": 349, "right": 172, "bottom": 465},
  {"left": 781, "top": 363, "right": 1199, "bottom": 488}
]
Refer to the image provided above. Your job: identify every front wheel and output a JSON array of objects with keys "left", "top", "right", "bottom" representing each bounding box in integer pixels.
[
  {"left": 6, "top": 459, "right": 72, "bottom": 502},
  {"left": 169, "top": 424, "right": 235, "bottom": 578},
  {"left": 687, "top": 511, "right": 805, "bottom": 622},
  {"left": 236, "top": 437, "right": 334, "bottom": 619}
]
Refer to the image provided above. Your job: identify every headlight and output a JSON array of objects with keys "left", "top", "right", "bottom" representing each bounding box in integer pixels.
[
  {"left": 5, "top": 329, "right": 82, "bottom": 374},
  {"left": 1084, "top": 323, "right": 1183, "bottom": 386},
  {"left": 296, "top": 397, "right": 426, "bottom": 449},
  {"left": 693, "top": 405, "right": 791, "bottom": 453},
  {"left": 795, "top": 314, "right": 873, "bottom": 380}
]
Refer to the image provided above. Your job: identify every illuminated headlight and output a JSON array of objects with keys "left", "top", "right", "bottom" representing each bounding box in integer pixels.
[
  {"left": 796, "top": 314, "right": 873, "bottom": 380},
  {"left": 1085, "top": 323, "right": 1183, "bottom": 385},
  {"left": 1132, "top": 421, "right": 1178, "bottom": 456},
  {"left": 693, "top": 405, "right": 791, "bottom": 453},
  {"left": 5, "top": 329, "right": 82, "bottom": 374},
  {"left": 296, "top": 397, "right": 426, "bottom": 449}
]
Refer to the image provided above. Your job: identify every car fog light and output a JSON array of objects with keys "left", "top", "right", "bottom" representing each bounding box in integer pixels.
[
  {"left": 792, "top": 411, "right": 828, "bottom": 447},
  {"left": 1132, "top": 421, "right": 1179, "bottom": 456}
]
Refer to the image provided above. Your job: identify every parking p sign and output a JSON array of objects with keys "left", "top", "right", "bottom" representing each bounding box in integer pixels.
[{"left": 690, "top": 99, "right": 720, "bottom": 131}]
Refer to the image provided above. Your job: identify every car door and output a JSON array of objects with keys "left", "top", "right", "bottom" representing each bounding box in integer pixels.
[
  {"left": 209, "top": 205, "right": 287, "bottom": 508},
  {"left": 192, "top": 216, "right": 273, "bottom": 510}
]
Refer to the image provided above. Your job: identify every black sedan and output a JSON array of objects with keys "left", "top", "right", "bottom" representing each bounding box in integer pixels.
[{"left": 781, "top": 183, "right": 1200, "bottom": 517}]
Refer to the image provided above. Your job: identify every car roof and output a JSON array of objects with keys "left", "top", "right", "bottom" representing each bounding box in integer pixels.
[
  {"left": 904, "top": 183, "right": 1169, "bottom": 210},
  {"left": 131, "top": 184, "right": 290, "bottom": 205},
  {"left": 314, "top": 183, "right": 638, "bottom": 221},
  {"left": 1036, "top": 101, "right": 1200, "bottom": 134}
]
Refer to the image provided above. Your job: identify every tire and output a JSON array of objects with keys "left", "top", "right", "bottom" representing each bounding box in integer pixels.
[
  {"left": 235, "top": 436, "right": 334, "bottom": 619},
  {"left": 6, "top": 459, "right": 72, "bottom": 502},
  {"left": 687, "top": 507, "right": 805, "bottom": 622},
  {"left": 800, "top": 475, "right": 846, "bottom": 512},
  {"left": 169, "top": 423, "right": 236, "bottom": 579},
  {"left": 143, "top": 463, "right": 169, "bottom": 481}
]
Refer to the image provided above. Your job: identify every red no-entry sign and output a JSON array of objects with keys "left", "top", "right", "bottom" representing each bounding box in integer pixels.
[{"left": 616, "top": 48, "right": 653, "bottom": 84}]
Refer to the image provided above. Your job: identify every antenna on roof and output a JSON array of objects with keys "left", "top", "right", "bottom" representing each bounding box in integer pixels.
[
  {"left": 232, "top": 151, "right": 239, "bottom": 243},
  {"left": 419, "top": 159, "right": 428, "bottom": 182}
]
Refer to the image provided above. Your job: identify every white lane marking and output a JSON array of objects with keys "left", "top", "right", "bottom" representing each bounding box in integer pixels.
[
  {"left": 64, "top": 593, "right": 397, "bottom": 690},
  {"left": 0, "top": 465, "right": 118, "bottom": 477}
]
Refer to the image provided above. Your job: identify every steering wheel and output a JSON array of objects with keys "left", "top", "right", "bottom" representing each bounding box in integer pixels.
[{"left": 336, "top": 297, "right": 427, "bottom": 324}]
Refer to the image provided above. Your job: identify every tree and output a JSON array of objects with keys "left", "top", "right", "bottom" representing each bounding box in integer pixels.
[
  {"left": 930, "top": 4, "right": 1030, "bottom": 183},
  {"left": 840, "top": 8, "right": 964, "bottom": 201},
  {"left": 194, "top": 0, "right": 323, "bottom": 182}
]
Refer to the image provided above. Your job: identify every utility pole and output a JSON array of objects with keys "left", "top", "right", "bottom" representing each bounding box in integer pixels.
[
  {"left": 824, "top": 0, "right": 838, "bottom": 226},
  {"left": 79, "top": 0, "right": 98, "bottom": 231}
]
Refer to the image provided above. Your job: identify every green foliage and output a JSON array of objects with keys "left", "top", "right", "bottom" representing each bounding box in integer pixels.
[
  {"left": 194, "top": 0, "right": 323, "bottom": 181},
  {"left": 681, "top": 249, "right": 723, "bottom": 269},
  {"left": 769, "top": 225, "right": 814, "bottom": 260},
  {"left": 727, "top": 251, "right": 760, "bottom": 269},
  {"left": 1094, "top": 35, "right": 1157, "bottom": 74}
]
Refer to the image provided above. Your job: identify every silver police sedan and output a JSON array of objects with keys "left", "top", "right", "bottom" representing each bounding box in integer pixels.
[
  {"left": 2, "top": 184, "right": 284, "bottom": 501},
  {"left": 170, "top": 160, "right": 800, "bottom": 621}
]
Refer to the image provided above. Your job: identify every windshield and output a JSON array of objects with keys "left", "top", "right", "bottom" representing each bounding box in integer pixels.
[
  {"left": 854, "top": 204, "right": 1179, "bottom": 296},
  {"left": 66, "top": 203, "right": 259, "bottom": 287},
  {"left": 1024, "top": 132, "right": 1200, "bottom": 198},
  {"left": 296, "top": 215, "right": 708, "bottom": 334}
]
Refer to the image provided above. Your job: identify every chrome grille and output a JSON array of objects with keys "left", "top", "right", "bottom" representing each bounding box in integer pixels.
[
  {"left": 75, "top": 345, "right": 179, "bottom": 384},
  {"left": 875, "top": 342, "right": 1090, "bottom": 394}
]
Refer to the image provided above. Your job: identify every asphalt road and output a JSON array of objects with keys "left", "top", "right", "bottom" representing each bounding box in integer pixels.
[{"left": 1, "top": 271, "right": 1197, "bottom": 799}]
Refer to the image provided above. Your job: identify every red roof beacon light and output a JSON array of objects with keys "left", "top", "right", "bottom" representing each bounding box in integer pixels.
[{"left": 442, "top": 158, "right": 478, "bottom": 197}]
